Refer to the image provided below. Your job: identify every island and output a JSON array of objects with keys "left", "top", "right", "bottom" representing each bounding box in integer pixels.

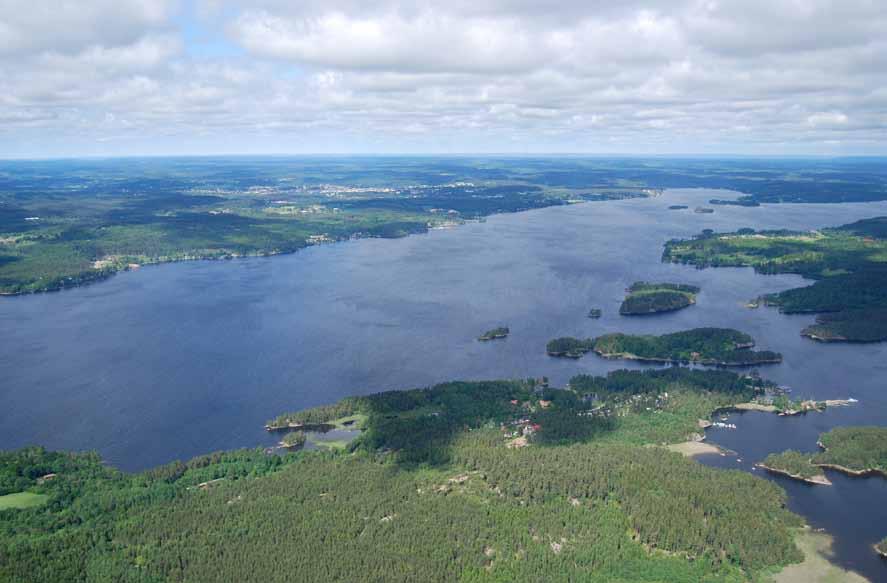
[
  {"left": 694, "top": 207, "right": 715, "bottom": 214},
  {"left": 2, "top": 367, "right": 817, "bottom": 582},
  {"left": 663, "top": 218, "right": 887, "bottom": 342},
  {"left": 877, "top": 538, "right": 887, "bottom": 559},
  {"left": 548, "top": 327, "right": 783, "bottom": 366},
  {"left": 709, "top": 198, "right": 761, "bottom": 207},
  {"left": 758, "top": 451, "right": 832, "bottom": 485},
  {"left": 587, "top": 308, "right": 602, "bottom": 319},
  {"left": 619, "top": 281, "right": 700, "bottom": 315},
  {"left": 279, "top": 431, "right": 307, "bottom": 449},
  {"left": 478, "top": 326, "right": 510, "bottom": 341},
  {"left": 546, "top": 336, "right": 594, "bottom": 358},
  {"left": 668, "top": 204, "right": 689, "bottom": 210}
]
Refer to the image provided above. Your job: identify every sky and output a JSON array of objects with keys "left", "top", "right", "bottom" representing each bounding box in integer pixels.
[{"left": 0, "top": 0, "right": 885, "bottom": 158}]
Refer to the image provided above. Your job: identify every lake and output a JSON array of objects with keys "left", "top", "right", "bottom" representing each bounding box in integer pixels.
[{"left": 3, "top": 188, "right": 887, "bottom": 580}]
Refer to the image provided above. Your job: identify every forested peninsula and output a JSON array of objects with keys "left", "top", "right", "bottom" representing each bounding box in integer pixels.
[
  {"left": 758, "top": 426, "right": 887, "bottom": 487},
  {"left": 547, "top": 327, "right": 782, "bottom": 366},
  {"left": 664, "top": 217, "right": 887, "bottom": 342},
  {"left": 2, "top": 368, "right": 815, "bottom": 582}
]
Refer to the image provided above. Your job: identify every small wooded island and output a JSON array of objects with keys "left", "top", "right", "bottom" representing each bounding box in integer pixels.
[
  {"left": 478, "top": 326, "right": 509, "bottom": 341},
  {"left": 587, "top": 308, "right": 602, "bottom": 318},
  {"left": 619, "top": 282, "right": 700, "bottom": 315},
  {"left": 877, "top": 538, "right": 887, "bottom": 559},
  {"left": 668, "top": 205, "right": 689, "bottom": 210},
  {"left": 547, "top": 327, "right": 782, "bottom": 366},
  {"left": 279, "top": 431, "right": 307, "bottom": 449},
  {"left": 758, "top": 426, "right": 887, "bottom": 486}
]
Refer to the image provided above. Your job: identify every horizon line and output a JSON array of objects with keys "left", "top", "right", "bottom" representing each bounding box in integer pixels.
[{"left": 2, "top": 152, "right": 887, "bottom": 162}]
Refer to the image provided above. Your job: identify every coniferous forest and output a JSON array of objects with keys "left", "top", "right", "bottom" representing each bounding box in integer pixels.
[
  {"left": 663, "top": 218, "right": 887, "bottom": 342},
  {"left": 1, "top": 370, "right": 809, "bottom": 582}
]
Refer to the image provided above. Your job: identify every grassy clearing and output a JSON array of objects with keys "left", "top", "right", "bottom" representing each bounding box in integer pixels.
[
  {"left": 328, "top": 414, "right": 368, "bottom": 430},
  {"left": 0, "top": 492, "right": 49, "bottom": 510}
]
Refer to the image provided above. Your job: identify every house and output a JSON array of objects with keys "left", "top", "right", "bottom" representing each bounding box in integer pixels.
[{"left": 37, "top": 473, "right": 57, "bottom": 484}]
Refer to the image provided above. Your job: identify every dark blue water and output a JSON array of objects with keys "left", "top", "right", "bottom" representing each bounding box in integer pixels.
[
  {"left": 700, "top": 411, "right": 887, "bottom": 581},
  {"left": 3, "top": 188, "right": 887, "bottom": 579}
]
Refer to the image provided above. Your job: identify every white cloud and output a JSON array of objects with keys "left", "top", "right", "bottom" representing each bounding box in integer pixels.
[
  {"left": 807, "top": 112, "right": 849, "bottom": 127},
  {"left": 232, "top": 10, "right": 550, "bottom": 74},
  {"left": 0, "top": 0, "right": 174, "bottom": 56},
  {"left": 0, "top": 0, "right": 885, "bottom": 155}
]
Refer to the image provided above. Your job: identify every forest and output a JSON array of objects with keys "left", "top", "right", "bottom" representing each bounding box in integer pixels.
[
  {"left": 619, "top": 282, "right": 700, "bottom": 315},
  {"left": 759, "top": 451, "right": 827, "bottom": 482},
  {"left": 755, "top": 426, "right": 887, "bottom": 486},
  {"left": 546, "top": 336, "right": 595, "bottom": 358},
  {"left": 2, "top": 369, "right": 810, "bottom": 582},
  {"left": 549, "top": 328, "right": 782, "bottom": 366},
  {"left": 814, "top": 426, "right": 887, "bottom": 475},
  {"left": 663, "top": 218, "right": 887, "bottom": 342},
  {"left": 279, "top": 431, "right": 307, "bottom": 449}
]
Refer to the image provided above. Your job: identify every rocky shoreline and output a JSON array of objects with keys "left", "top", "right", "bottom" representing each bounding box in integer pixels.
[
  {"left": 756, "top": 463, "right": 832, "bottom": 486},
  {"left": 592, "top": 349, "right": 782, "bottom": 367}
]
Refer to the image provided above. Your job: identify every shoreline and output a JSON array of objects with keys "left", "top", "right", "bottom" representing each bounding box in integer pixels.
[
  {"left": 0, "top": 248, "right": 299, "bottom": 297},
  {"left": 0, "top": 201, "right": 586, "bottom": 298},
  {"left": 719, "top": 398, "right": 857, "bottom": 417},
  {"left": 592, "top": 349, "right": 782, "bottom": 367},
  {"left": 813, "top": 439, "right": 886, "bottom": 479},
  {"left": 814, "top": 463, "right": 887, "bottom": 479},
  {"left": 756, "top": 463, "right": 832, "bottom": 486},
  {"left": 666, "top": 440, "right": 730, "bottom": 458},
  {"left": 770, "top": 528, "right": 870, "bottom": 583}
]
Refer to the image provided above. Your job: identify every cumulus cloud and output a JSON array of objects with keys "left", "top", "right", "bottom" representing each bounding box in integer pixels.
[
  {"left": 0, "top": 0, "right": 174, "bottom": 56},
  {"left": 0, "top": 0, "right": 885, "bottom": 156}
]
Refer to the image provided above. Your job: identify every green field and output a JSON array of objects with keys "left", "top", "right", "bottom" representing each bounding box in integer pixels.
[{"left": 0, "top": 491, "right": 49, "bottom": 510}]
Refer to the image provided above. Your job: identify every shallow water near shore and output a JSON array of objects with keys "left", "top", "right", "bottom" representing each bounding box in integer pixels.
[{"left": 3, "top": 188, "right": 887, "bottom": 579}]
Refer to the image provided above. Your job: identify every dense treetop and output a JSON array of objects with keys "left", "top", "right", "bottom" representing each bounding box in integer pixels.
[
  {"left": 2, "top": 369, "right": 808, "bottom": 582},
  {"left": 619, "top": 282, "right": 700, "bottom": 315},
  {"left": 814, "top": 426, "right": 887, "bottom": 475},
  {"left": 549, "top": 328, "right": 782, "bottom": 366},
  {"left": 663, "top": 219, "right": 887, "bottom": 342}
]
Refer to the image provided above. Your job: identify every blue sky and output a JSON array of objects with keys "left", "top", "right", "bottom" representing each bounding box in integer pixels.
[{"left": 1, "top": 0, "right": 885, "bottom": 158}]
